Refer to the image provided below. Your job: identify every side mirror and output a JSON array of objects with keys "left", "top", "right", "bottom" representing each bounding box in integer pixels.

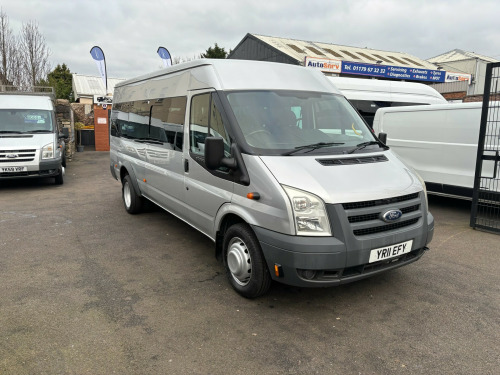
[
  {"left": 59, "top": 127, "right": 69, "bottom": 139},
  {"left": 204, "top": 137, "right": 237, "bottom": 170},
  {"left": 378, "top": 132, "right": 387, "bottom": 145}
]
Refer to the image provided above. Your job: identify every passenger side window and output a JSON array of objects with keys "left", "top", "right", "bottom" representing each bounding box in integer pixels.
[
  {"left": 150, "top": 96, "right": 187, "bottom": 150},
  {"left": 189, "top": 93, "right": 230, "bottom": 157}
]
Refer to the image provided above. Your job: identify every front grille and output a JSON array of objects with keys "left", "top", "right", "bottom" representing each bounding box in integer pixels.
[
  {"left": 0, "top": 149, "right": 36, "bottom": 163},
  {"left": 342, "top": 248, "right": 425, "bottom": 277},
  {"left": 353, "top": 218, "right": 419, "bottom": 236},
  {"left": 317, "top": 155, "right": 388, "bottom": 166},
  {"left": 348, "top": 204, "right": 420, "bottom": 223},
  {"left": 0, "top": 169, "right": 55, "bottom": 178},
  {"left": 343, "top": 192, "right": 419, "bottom": 210},
  {"left": 340, "top": 192, "right": 422, "bottom": 237}
]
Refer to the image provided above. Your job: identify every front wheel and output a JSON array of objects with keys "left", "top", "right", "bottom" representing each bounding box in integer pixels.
[
  {"left": 223, "top": 223, "right": 271, "bottom": 298},
  {"left": 122, "top": 174, "right": 143, "bottom": 214},
  {"left": 54, "top": 167, "right": 64, "bottom": 185}
]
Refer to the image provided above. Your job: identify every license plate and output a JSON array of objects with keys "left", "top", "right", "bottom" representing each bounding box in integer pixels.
[
  {"left": 1, "top": 166, "right": 27, "bottom": 173},
  {"left": 369, "top": 240, "right": 413, "bottom": 263}
]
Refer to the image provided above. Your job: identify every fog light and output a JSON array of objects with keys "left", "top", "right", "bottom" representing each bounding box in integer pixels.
[{"left": 298, "top": 269, "right": 317, "bottom": 280}]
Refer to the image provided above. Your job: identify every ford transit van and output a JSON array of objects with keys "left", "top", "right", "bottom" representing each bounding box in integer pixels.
[
  {"left": 372, "top": 102, "right": 496, "bottom": 199},
  {"left": 0, "top": 89, "right": 67, "bottom": 184},
  {"left": 328, "top": 77, "right": 446, "bottom": 127},
  {"left": 110, "top": 59, "right": 434, "bottom": 298}
]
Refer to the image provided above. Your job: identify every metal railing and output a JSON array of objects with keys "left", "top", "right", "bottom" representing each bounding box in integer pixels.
[
  {"left": 470, "top": 62, "right": 500, "bottom": 234},
  {"left": 0, "top": 85, "right": 55, "bottom": 99}
]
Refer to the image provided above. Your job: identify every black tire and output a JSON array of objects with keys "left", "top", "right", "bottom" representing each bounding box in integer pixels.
[
  {"left": 122, "top": 174, "right": 143, "bottom": 214},
  {"left": 223, "top": 223, "right": 271, "bottom": 298},
  {"left": 55, "top": 168, "right": 64, "bottom": 185}
]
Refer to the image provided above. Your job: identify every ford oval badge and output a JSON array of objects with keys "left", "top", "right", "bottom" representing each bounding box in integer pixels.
[
  {"left": 6, "top": 153, "right": 19, "bottom": 159},
  {"left": 381, "top": 209, "right": 403, "bottom": 223}
]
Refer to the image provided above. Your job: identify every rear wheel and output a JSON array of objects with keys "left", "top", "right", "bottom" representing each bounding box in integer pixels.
[
  {"left": 223, "top": 223, "right": 271, "bottom": 298},
  {"left": 122, "top": 174, "right": 143, "bottom": 214}
]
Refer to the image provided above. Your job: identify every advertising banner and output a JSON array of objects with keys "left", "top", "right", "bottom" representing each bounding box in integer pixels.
[
  {"left": 304, "top": 57, "right": 341, "bottom": 74},
  {"left": 157, "top": 47, "right": 172, "bottom": 67},
  {"left": 90, "top": 46, "right": 107, "bottom": 93},
  {"left": 341, "top": 61, "right": 447, "bottom": 83},
  {"left": 445, "top": 72, "right": 472, "bottom": 84}
]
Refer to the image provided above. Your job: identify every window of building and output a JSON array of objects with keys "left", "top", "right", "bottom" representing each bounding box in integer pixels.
[
  {"left": 341, "top": 50, "right": 361, "bottom": 60},
  {"left": 323, "top": 48, "right": 344, "bottom": 58},
  {"left": 306, "top": 46, "right": 325, "bottom": 56}
]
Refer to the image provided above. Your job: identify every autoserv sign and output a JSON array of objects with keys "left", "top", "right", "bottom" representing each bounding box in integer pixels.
[
  {"left": 305, "top": 57, "right": 472, "bottom": 84},
  {"left": 445, "top": 72, "right": 472, "bottom": 84},
  {"left": 305, "top": 57, "right": 341, "bottom": 74},
  {"left": 341, "top": 61, "right": 447, "bottom": 83}
]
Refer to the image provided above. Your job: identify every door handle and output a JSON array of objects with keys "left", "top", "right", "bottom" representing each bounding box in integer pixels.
[{"left": 184, "top": 159, "right": 189, "bottom": 172}]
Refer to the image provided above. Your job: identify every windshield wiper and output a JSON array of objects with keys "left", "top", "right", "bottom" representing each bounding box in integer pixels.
[
  {"left": 347, "top": 140, "right": 389, "bottom": 154},
  {"left": 30, "top": 130, "right": 52, "bottom": 133},
  {"left": 0, "top": 130, "right": 24, "bottom": 134},
  {"left": 282, "top": 142, "right": 344, "bottom": 156}
]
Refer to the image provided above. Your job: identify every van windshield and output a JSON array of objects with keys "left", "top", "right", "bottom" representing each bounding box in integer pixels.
[
  {"left": 225, "top": 90, "right": 378, "bottom": 155},
  {"left": 0, "top": 109, "right": 53, "bottom": 133}
]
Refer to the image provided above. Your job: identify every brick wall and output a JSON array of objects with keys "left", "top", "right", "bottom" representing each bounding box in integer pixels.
[
  {"left": 442, "top": 91, "right": 467, "bottom": 101},
  {"left": 94, "top": 104, "right": 110, "bottom": 151}
]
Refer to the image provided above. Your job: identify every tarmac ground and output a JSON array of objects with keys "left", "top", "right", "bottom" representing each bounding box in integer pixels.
[{"left": 0, "top": 151, "right": 498, "bottom": 375}]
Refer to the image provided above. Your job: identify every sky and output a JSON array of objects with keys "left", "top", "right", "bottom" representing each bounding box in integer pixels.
[{"left": 2, "top": 0, "right": 500, "bottom": 80}]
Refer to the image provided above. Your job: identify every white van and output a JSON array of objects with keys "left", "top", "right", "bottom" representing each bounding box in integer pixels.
[
  {"left": 372, "top": 102, "right": 492, "bottom": 199},
  {"left": 110, "top": 59, "right": 434, "bottom": 298},
  {"left": 0, "top": 90, "right": 67, "bottom": 184},
  {"left": 328, "top": 77, "right": 447, "bottom": 126}
]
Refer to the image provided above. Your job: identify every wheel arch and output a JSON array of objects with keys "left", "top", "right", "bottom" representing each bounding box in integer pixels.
[
  {"left": 215, "top": 212, "right": 247, "bottom": 262},
  {"left": 119, "top": 163, "right": 142, "bottom": 196}
]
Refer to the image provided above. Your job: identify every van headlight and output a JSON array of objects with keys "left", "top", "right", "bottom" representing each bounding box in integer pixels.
[
  {"left": 415, "top": 171, "right": 429, "bottom": 209},
  {"left": 282, "top": 185, "right": 332, "bottom": 236},
  {"left": 42, "top": 142, "right": 54, "bottom": 159}
]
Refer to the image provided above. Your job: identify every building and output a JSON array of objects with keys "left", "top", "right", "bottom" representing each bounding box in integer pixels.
[
  {"left": 71, "top": 74, "right": 125, "bottom": 151},
  {"left": 72, "top": 74, "right": 124, "bottom": 104},
  {"left": 427, "top": 49, "right": 499, "bottom": 102},
  {"left": 228, "top": 33, "right": 446, "bottom": 84}
]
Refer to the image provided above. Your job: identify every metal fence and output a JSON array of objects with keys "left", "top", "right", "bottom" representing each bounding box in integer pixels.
[{"left": 470, "top": 62, "right": 500, "bottom": 233}]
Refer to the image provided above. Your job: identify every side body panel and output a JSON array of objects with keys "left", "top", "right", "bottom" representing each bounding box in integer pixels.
[{"left": 373, "top": 103, "right": 485, "bottom": 190}]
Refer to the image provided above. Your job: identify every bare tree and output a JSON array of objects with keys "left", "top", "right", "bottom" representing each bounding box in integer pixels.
[
  {"left": 18, "top": 20, "right": 50, "bottom": 87},
  {"left": 0, "top": 9, "right": 19, "bottom": 86},
  {"left": 172, "top": 54, "right": 202, "bottom": 65}
]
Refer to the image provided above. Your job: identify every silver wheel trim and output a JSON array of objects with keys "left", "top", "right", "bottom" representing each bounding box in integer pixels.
[
  {"left": 227, "top": 237, "right": 252, "bottom": 286},
  {"left": 123, "top": 181, "right": 132, "bottom": 208}
]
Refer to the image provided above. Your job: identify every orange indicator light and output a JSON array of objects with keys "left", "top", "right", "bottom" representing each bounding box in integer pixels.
[
  {"left": 274, "top": 264, "right": 283, "bottom": 277},
  {"left": 246, "top": 192, "right": 261, "bottom": 200}
]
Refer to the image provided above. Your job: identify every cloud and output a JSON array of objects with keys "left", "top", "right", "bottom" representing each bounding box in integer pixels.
[{"left": 1, "top": 0, "right": 499, "bottom": 79}]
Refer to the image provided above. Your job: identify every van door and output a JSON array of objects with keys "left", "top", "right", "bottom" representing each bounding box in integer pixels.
[
  {"left": 184, "top": 91, "right": 234, "bottom": 238},
  {"left": 145, "top": 97, "right": 188, "bottom": 220}
]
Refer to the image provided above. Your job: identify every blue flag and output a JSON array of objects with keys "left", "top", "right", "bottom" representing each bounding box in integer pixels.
[
  {"left": 90, "top": 46, "right": 108, "bottom": 93},
  {"left": 157, "top": 47, "right": 172, "bottom": 67}
]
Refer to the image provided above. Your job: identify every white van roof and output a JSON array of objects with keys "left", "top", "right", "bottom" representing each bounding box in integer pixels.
[
  {"left": 328, "top": 76, "right": 446, "bottom": 104},
  {"left": 116, "top": 59, "right": 342, "bottom": 95},
  {"left": 0, "top": 94, "right": 54, "bottom": 110}
]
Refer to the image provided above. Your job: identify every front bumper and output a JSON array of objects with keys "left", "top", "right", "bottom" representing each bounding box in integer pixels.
[
  {"left": 0, "top": 158, "right": 62, "bottom": 179},
  {"left": 252, "top": 192, "right": 434, "bottom": 288}
]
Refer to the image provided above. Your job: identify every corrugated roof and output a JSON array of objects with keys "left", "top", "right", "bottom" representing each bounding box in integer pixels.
[
  {"left": 251, "top": 34, "right": 439, "bottom": 70},
  {"left": 427, "top": 49, "right": 498, "bottom": 64},
  {"left": 72, "top": 74, "right": 125, "bottom": 98}
]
